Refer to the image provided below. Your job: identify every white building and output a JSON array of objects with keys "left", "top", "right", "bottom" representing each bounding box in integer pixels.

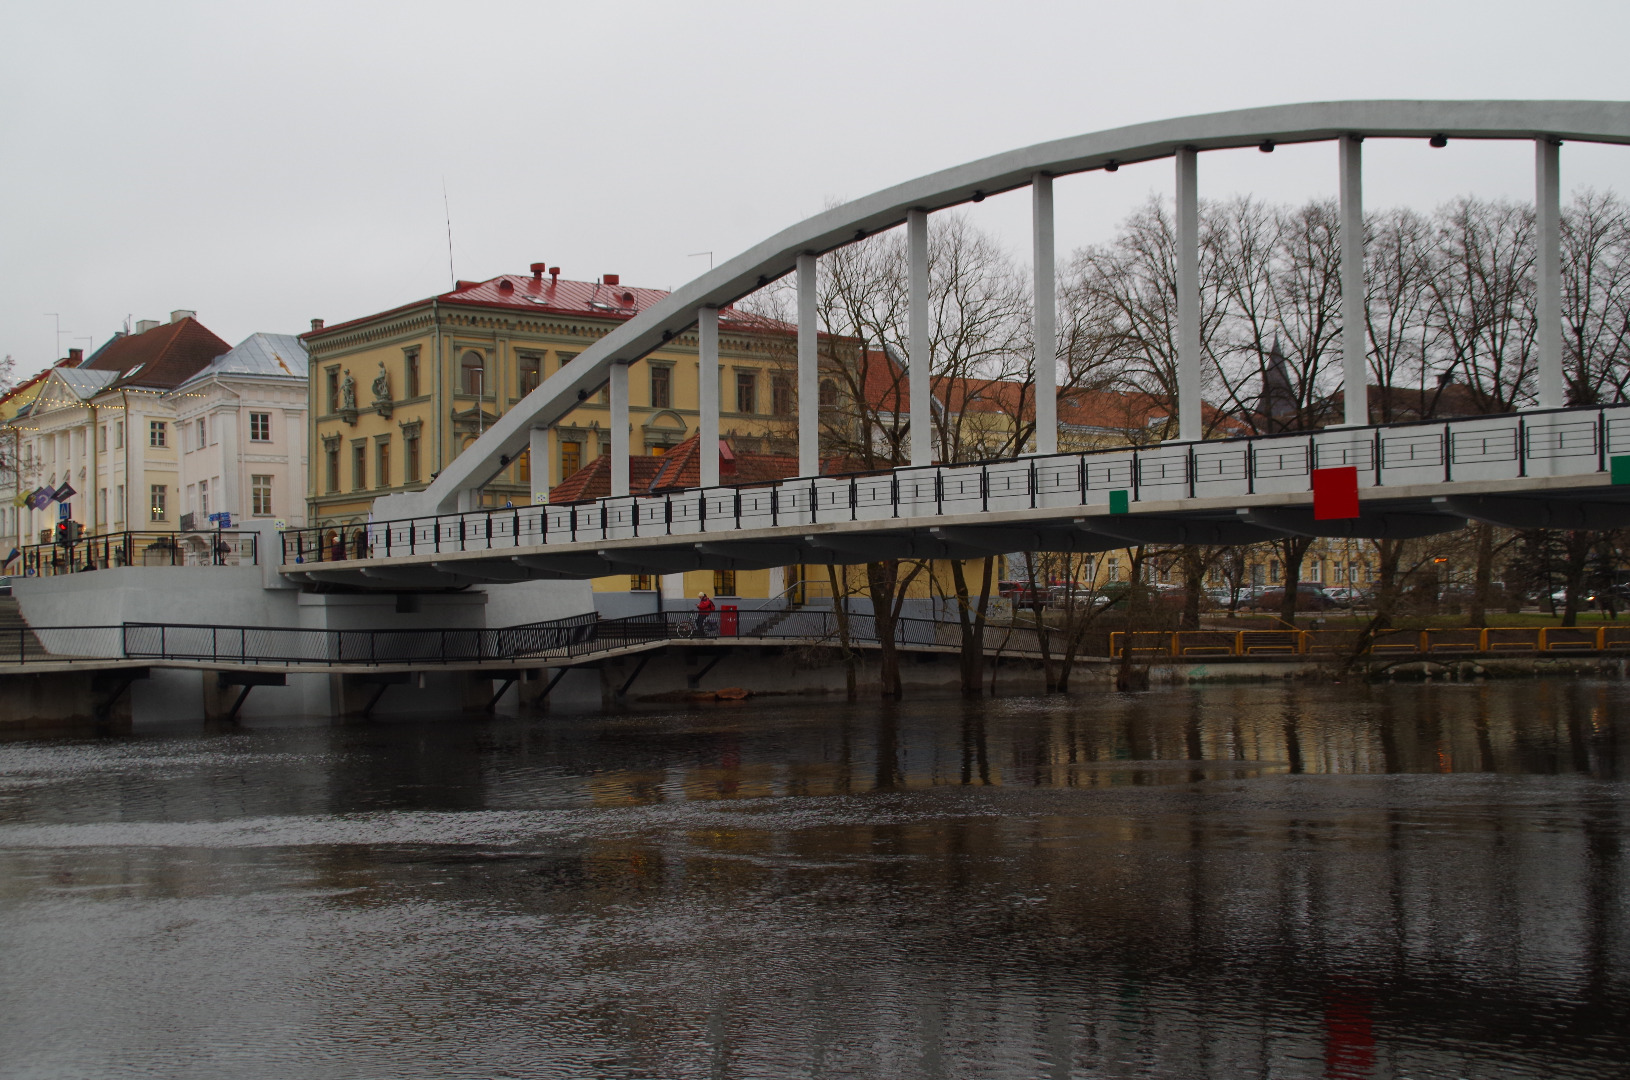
[{"left": 169, "top": 332, "right": 310, "bottom": 535}]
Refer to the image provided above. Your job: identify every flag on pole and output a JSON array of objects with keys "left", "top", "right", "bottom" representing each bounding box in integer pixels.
[
  {"left": 2, "top": 548, "right": 17, "bottom": 568},
  {"left": 53, "top": 482, "right": 76, "bottom": 502},
  {"left": 10, "top": 491, "right": 27, "bottom": 508},
  {"left": 28, "top": 487, "right": 54, "bottom": 511}
]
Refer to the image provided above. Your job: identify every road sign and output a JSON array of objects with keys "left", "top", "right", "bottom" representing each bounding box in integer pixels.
[
  {"left": 58, "top": 502, "right": 71, "bottom": 521},
  {"left": 208, "top": 511, "right": 232, "bottom": 528}
]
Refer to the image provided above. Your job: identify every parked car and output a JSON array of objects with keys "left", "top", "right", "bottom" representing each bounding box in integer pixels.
[
  {"left": 1249, "top": 584, "right": 1338, "bottom": 612},
  {"left": 0, "top": 575, "right": 11, "bottom": 596},
  {"left": 1322, "top": 586, "right": 1367, "bottom": 607}
]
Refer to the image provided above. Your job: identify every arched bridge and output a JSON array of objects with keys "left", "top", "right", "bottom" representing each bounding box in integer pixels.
[{"left": 283, "top": 100, "right": 1630, "bottom": 589}]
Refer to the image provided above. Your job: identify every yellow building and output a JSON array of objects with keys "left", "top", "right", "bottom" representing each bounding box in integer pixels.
[{"left": 302, "top": 267, "right": 800, "bottom": 529}]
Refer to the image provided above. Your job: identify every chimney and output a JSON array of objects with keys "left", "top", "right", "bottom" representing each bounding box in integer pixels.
[
  {"left": 310, "top": 318, "right": 325, "bottom": 332},
  {"left": 604, "top": 274, "right": 620, "bottom": 287},
  {"left": 169, "top": 309, "right": 196, "bottom": 323},
  {"left": 68, "top": 348, "right": 83, "bottom": 365},
  {"left": 549, "top": 267, "right": 560, "bottom": 284},
  {"left": 135, "top": 319, "right": 161, "bottom": 335},
  {"left": 530, "top": 262, "right": 546, "bottom": 282}
]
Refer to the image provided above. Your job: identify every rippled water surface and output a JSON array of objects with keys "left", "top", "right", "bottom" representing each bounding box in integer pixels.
[{"left": 1, "top": 681, "right": 1626, "bottom": 1079}]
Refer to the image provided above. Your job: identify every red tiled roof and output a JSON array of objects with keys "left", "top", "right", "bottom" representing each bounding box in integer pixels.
[
  {"left": 549, "top": 432, "right": 855, "bottom": 503},
  {"left": 81, "top": 317, "right": 231, "bottom": 390},
  {"left": 308, "top": 272, "right": 796, "bottom": 339}
]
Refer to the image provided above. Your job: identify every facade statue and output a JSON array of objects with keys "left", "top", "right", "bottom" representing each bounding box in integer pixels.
[
  {"left": 371, "top": 361, "right": 391, "bottom": 403},
  {"left": 340, "top": 369, "right": 356, "bottom": 411}
]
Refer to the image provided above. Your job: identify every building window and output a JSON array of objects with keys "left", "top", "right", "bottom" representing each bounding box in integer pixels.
[
  {"left": 557, "top": 351, "right": 578, "bottom": 372},
  {"left": 98, "top": 426, "right": 108, "bottom": 452},
  {"left": 1269, "top": 559, "right": 1281, "bottom": 583},
  {"left": 771, "top": 374, "right": 792, "bottom": 418},
  {"left": 149, "top": 421, "right": 167, "bottom": 448},
  {"left": 519, "top": 354, "right": 542, "bottom": 394},
  {"left": 630, "top": 574, "right": 654, "bottom": 591},
  {"left": 326, "top": 367, "right": 341, "bottom": 413},
  {"left": 461, "top": 350, "right": 485, "bottom": 396},
  {"left": 115, "top": 421, "right": 123, "bottom": 450},
  {"left": 713, "top": 569, "right": 738, "bottom": 597},
  {"left": 1308, "top": 561, "right": 1323, "bottom": 583},
  {"left": 735, "top": 371, "right": 757, "bottom": 414},
  {"left": 560, "top": 440, "right": 581, "bottom": 478},
  {"left": 98, "top": 487, "right": 107, "bottom": 523},
  {"left": 352, "top": 443, "right": 367, "bottom": 491},
  {"left": 115, "top": 485, "right": 124, "bottom": 525},
  {"left": 649, "top": 365, "right": 672, "bottom": 409},
  {"left": 819, "top": 378, "right": 839, "bottom": 408},
  {"left": 249, "top": 412, "right": 271, "bottom": 442},
  {"left": 404, "top": 434, "right": 421, "bottom": 483},
  {"left": 376, "top": 438, "right": 391, "bottom": 489},
  {"left": 405, "top": 350, "right": 421, "bottom": 398},
  {"left": 195, "top": 418, "right": 207, "bottom": 448},
  {"left": 325, "top": 445, "right": 340, "bottom": 493},
  {"left": 149, "top": 485, "right": 167, "bottom": 522},
  {"left": 252, "top": 475, "right": 273, "bottom": 516},
  {"left": 516, "top": 448, "right": 530, "bottom": 484},
  {"left": 1107, "top": 557, "right": 1120, "bottom": 581},
  {"left": 199, "top": 479, "right": 210, "bottom": 517}
]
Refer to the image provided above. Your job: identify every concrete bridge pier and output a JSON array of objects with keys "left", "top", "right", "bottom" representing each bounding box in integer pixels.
[{"left": 0, "top": 669, "right": 137, "bottom": 732}]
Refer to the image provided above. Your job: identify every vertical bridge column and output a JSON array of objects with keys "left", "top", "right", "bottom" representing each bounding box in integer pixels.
[
  {"left": 698, "top": 306, "right": 720, "bottom": 488},
  {"left": 1340, "top": 133, "right": 1368, "bottom": 427},
  {"left": 1535, "top": 138, "right": 1563, "bottom": 409},
  {"left": 529, "top": 427, "right": 550, "bottom": 504},
  {"left": 609, "top": 361, "right": 630, "bottom": 497},
  {"left": 1175, "top": 146, "right": 1202, "bottom": 443},
  {"left": 908, "top": 208, "right": 931, "bottom": 467},
  {"left": 1032, "top": 173, "right": 1057, "bottom": 455},
  {"left": 797, "top": 253, "right": 819, "bottom": 477}
]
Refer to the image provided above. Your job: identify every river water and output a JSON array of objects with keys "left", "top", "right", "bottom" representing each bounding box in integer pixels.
[{"left": 0, "top": 680, "right": 1625, "bottom": 1079}]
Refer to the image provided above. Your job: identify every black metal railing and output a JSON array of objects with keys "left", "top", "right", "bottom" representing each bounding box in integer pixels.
[
  {"left": 18, "top": 531, "right": 259, "bottom": 577},
  {"left": 0, "top": 609, "right": 1049, "bottom": 668},
  {"left": 277, "top": 404, "right": 1630, "bottom": 567}
]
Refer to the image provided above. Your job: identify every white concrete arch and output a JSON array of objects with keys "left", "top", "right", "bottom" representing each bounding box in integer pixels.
[{"left": 384, "top": 99, "right": 1630, "bottom": 517}]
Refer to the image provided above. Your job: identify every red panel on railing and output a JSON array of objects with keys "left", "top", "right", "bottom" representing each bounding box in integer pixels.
[{"left": 1312, "top": 466, "right": 1359, "bottom": 520}]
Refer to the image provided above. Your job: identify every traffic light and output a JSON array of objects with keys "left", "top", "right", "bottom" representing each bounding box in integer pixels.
[{"left": 54, "top": 521, "right": 69, "bottom": 546}]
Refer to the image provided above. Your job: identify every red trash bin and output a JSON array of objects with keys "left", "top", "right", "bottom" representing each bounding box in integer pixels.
[{"left": 719, "top": 604, "right": 738, "bottom": 636}]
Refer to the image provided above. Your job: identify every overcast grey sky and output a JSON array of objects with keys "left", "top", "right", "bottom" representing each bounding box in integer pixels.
[{"left": 3, "top": 0, "right": 1627, "bottom": 377}]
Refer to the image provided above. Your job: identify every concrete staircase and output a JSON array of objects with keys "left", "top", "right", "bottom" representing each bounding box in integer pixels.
[{"left": 0, "top": 598, "right": 50, "bottom": 662}]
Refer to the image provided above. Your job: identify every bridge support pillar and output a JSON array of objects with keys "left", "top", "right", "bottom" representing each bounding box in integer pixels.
[
  {"left": 1535, "top": 137, "right": 1563, "bottom": 409},
  {"left": 909, "top": 208, "right": 932, "bottom": 467},
  {"left": 797, "top": 252, "right": 819, "bottom": 477},
  {"left": 529, "top": 427, "right": 550, "bottom": 504},
  {"left": 698, "top": 305, "right": 720, "bottom": 488},
  {"left": 1339, "top": 133, "right": 1367, "bottom": 427},
  {"left": 1032, "top": 172, "right": 1057, "bottom": 455},
  {"left": 610, "top": 361, "right": 630, "bottom": 497},
  {"left": 1175, "top": 145, "right": 1202, "bottom": 443}
]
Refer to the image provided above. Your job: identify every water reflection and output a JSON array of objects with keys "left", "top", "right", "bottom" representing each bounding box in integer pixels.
[{"left": 0, "top": 681, "right": 1625, "bottom": 1078}]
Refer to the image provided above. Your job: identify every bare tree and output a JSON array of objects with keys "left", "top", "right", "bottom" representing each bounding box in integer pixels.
[
  {"left": 1561, "top": 189, "right": 1630, "bottom": 405},
  {"left": 1426, "top": 198, "right": 1538, "bottom": 413}
]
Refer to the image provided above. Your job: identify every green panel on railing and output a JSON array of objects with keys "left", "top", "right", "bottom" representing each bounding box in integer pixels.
[
  {"left": 1109, "top": 490, "right": 1130, "bottom": 515},
  {"left": 1612, "top": 455, "right": 1630, "bottom": 486}
]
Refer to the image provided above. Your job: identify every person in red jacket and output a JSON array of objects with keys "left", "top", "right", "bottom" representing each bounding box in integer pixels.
[{"left": 695, "top": 591, "right": 716, "bottom": 638}]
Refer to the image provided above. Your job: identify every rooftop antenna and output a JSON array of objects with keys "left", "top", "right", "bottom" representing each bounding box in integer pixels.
[
  {"left": 442, "top": 178, "right": 456, "bottom": 289},
  {"left": 45, "top": 313, "right": 64, "bottom": 358},
  {"left": 688, "top": 251, "right": 714, "bottom": 270}
]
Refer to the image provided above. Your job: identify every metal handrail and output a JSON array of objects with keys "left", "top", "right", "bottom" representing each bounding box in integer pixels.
[
  {"left": 18, "top": 530, "right": 260, "bottom": 577},
  {"left": 279, "top": 404, "right": 1630, "bottom": 568},
  {"left": 1109, "top": 624, "right": 1630, "bottom": 658}
]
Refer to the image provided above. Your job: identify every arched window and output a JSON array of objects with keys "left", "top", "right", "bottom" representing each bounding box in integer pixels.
[
  {"left": 818, "top": 378, "right": 839, "bottom": 408},
  {"left": 461, "top": 350, "right": 485, "bottom": 396}
]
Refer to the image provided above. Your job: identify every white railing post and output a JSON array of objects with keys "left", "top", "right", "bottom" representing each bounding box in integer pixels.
[
  {"left": 698, "top": 306, "right": 720, "bottom": 488},
  {"left": 909, "top": 208, "right": 932, "bottom": 467},
  {"left": 1340, "top": 133, "right": 1368, "bottom": 427},
  {"left": 797, "top": 252, "right": 819, "bottom": 477},
  {"left": 610, "top": 361, "right": 630, "bottom": 497},
  {"left": 529, "top": 427, "right": 550, "bottom": 505},
  {"left": 1032, "top": 173, "right": 1057, "bottom": 455},
  {"left": 1535, "top": 138, "right": 1564, "bottom": 409},
  {"left": 1176, "top": 146, "right": 1202, "bottom": 443}
]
